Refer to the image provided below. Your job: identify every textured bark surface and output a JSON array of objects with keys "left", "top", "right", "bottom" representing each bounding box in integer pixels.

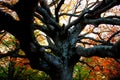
[
  {"left": 0, "top": 0, "right": 120, "bottom": 80},
  {"left": 49, "top": 66, "right": 73, "bottom": 80}
]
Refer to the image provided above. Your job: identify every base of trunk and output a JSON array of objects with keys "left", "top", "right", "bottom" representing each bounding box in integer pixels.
[{"left": 49, "top": 66, "right": 73, "bottom": 80}]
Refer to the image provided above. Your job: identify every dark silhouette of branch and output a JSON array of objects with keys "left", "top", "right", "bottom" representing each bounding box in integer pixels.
[
  {"left": 65, "top": 9, "right": 89, "bottom": 31},
  {"left": 59, "top": 13, "right": 79, "bottom": 17},
  {"left": 0, "top": 1, "right": 14, "bottom": 10},
  {"left": 84, "top": 18, "right": 120, "bottom": 25},
  {"left": 111, "top": 40, "right": 120, "bottom": 57},
  {"left": 39, "top": 0, "right": 53, "bottom": 17},
  {"left": 55, "top": 0, "right": 65, "bottom": 22},
  {"left": 76, "top": 45, "right": 113, "bottom": 58},
  {"left": 49, "top": 0, "right": 59, "bottom": 7},
  {"left": 76, "top": 39, "right": 120, "bottom": 58},
  {"left": 33, "top": 23, "right": 49, "bottom": 34},
  {"left": 0, "top": 0, "right": 120, "bottom": 79},
  {"left": 34, "top": 12, "right": 46, "bottom": 24},
  {"left": 107, "top": 30, "right": 120, "bottom": 42},
  {"left": 36, "top": 6, "right": 61, "bottom": 31},
  {"left": 78, "top": 36, "right": 107, "bottom": 44},
  {"left": 85, "top": 0, "right": 120, "bottom": 19},
  {"left": 0, "top": 9, "right": 18, "bottom": 32},
  {"left": 79, "top": 60, "right": 94, "bottom": 69}
]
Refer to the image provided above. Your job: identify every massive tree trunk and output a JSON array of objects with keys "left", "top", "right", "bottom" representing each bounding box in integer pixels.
[
  {"left": 2, "top": 0, "right": 120, "bottom": 80},
  {"left": 49, "top": 65, "right": 74, "bottom": 80}
]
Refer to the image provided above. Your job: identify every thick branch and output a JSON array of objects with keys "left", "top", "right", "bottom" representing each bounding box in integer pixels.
[
  {"left": 34, "top": 12, "right": 46, "bottom": 24},
  {"left": 76, "top": 45, "right": 114, "bottom": 58},
  {"left": 86, "top": 0, "right": 120, "bottom": 19},
  {"left": 38, "top": 48, "right": 62, "bottom": 69},
  {"left": 55, "top": 0, "right": 65, "bottom": 22},
  {"left": 76, "top": 39, "right": 120, "bottom": 58},
  {"left": 39, "top": 0, "right": 53, "bottom": 17},
  {"left": 36, "top": 6, "right": 61, "bottom": 31},
  {"left": 0, "top": 9, "right": 18, "bottom": 32},
  {"left": 0, "top": 1, "right": 14, "bottom": 10},
  {"left": 34, "top": 12, "right": 56, "bottom": 32},
  {"left": 33, "top": 23, "right": 48, "bottom": 32},
  {"left": 32, "top": 39, "right": 62, "bottom": 69},
  {"left": 84, "top": 18, "right": 120, "bottom": 25},
  {"left": 37, "top": 60, "right": 51, "bottom": 72}
]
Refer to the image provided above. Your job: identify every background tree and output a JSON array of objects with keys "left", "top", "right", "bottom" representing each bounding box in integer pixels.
[{"left": 0, "top": 0, "right": 120, "bottom": 80}]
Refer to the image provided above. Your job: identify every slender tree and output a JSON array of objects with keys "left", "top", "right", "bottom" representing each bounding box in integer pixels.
[{"left": 0, "top": 0, "right": 120, "bottom": 80}]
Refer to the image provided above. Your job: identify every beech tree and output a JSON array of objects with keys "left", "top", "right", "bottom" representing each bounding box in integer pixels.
[{"left": 0, "top": 0, "right": 120, "bottom": 80}]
